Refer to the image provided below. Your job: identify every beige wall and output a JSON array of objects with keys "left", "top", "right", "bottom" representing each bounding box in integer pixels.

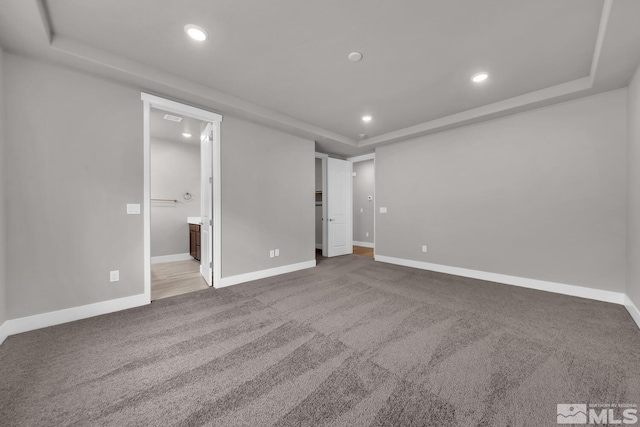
[
  {"left": 376, "top": 89, "right": 628, "bottom": 293},
  {"left": 3, "top": 53, "right": 317, "bottom": 319},
  {"left": 5, "top": 54, "right": 145, "bottom": 318},
  {"left": 220, "top": 116, "right": 315, "bottom": 278},
  {"left": 0, "top": 48, "right": 6, "bottom": 326},
  {"left": 627, "top": 63, "right": 640, "bottom": 307},
  {"left": 150, "top": 137, "right": 200, "bottom": 257},
  {"left": 353, "top": 159, "right": 374, "bottom": 244}
]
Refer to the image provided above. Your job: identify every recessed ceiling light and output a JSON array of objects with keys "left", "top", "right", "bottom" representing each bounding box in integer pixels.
[
  {"left": 184, "top": 24, "right": 208, "bottom": 42},
  {"left": 471, "top": 72, "right": 489, "bottom": 83},
  {"left": 182, "top": 132, "right": 192, "bottom": 138},
  {"left": 348, "top": 52, "right": 363, "bottom": 62},
  {"left": 362, "top": 115, "right": 372, "bottom": 122},
  {"left": 163, "top": 114, "right": 183, "bottom": 123}
]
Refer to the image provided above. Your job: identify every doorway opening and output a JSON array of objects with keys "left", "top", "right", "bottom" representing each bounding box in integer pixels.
[
  {"left": 142, "top": 93, "right": 222, "bottom": 302},
  {"left": 349, "top": 153, "right": 375, "bottom": 258},
  {"left": 314, "top": 153, "right": 354, "bottom": 261},
  {"left": 149, "top": 107, "right": 206, "bottom": 299},
  {"left": 315, "top": 153, "right": 327, "bottom": 260}
]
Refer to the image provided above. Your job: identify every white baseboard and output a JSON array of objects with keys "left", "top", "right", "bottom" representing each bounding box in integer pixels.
[
  {"left": 374, "top": 255, "right": 625, "bottom": 305},
  {"left": 353, "top": 241, "right": 374, "bottom": 249},
  {"left": 625, "top": 295, "right": 640, "bottom": 330},
  {"left": 216, "top": 260, "right": 317, "bottom": 288},
  {"left": 0, "top": 321, "right": 7, "bottom": 346},
  {"left": 315, "top": 244, "right": 323, "bottom": 250},
  {"left": 0, "top": 293, "right": 149, "bottom": 344},
  {"left": 151, "top": 253, "right": 193, "bottom": 264},
  {"left": 1, "top": 261, "right": 636, "bottom": 346}
]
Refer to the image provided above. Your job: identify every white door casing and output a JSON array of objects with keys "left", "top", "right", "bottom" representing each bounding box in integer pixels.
[
  {"left": 141, "top": 93, "right": 222, "bottom": 301},
  {"left": 315, "top": 153, "right": 328, "bottom": 257},
  {"left": 200, "top": 123, "right": 213, "bottom": 286},
  {"left": 327, "top": 158, "right": 353, "bottom": 257}
]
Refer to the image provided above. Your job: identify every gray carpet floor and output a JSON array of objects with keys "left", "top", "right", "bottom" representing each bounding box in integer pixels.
[{"left": 1, "top": 254, "right": 639, "bottom": 426}]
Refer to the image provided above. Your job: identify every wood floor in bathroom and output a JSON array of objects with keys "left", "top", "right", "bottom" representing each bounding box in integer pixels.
[{"left": 151, "top": 259, "right": 209, "bottom": 300}]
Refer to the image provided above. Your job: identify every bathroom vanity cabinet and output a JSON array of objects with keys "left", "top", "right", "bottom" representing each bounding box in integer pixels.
[{"left": 189, "top": 224, "right": 201, "bottom": 261}]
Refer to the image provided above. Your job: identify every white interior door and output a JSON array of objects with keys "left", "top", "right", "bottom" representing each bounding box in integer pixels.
[
  {"left": 200, "top": 123, "right": 213, "bottom": 286},
  {"left": 327, "top": 158, "right": 353, "bottom": 257}
]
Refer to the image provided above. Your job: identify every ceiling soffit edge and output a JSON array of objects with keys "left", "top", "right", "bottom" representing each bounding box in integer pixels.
[{"left": 35, "top": 0, "right": 612, "bottom": 151}]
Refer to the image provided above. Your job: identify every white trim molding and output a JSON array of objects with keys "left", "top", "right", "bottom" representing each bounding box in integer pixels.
[
  {"left": 625, "top": 295, "right": 640, "bottom": 330},
  {"left": 375, "top": 255, "right": 625, "bottom": 305},
  {"left": 315, "top": 152, "right": 328, "bottom": 257},
  {"left": 151, "top": 253, "right": 193, "bottom": 264},
  {"left": 27, "top": 0, "right": 617, "bottom": 151},
  {"left": 347, "top": 153, "right": 375, "bottom": 163},
  {"left": 216, "top": 260, "right": 316, "bottom": 288},
  {"left": 0, "top": 321, "right": 8, "bottom": 345},
  {"left": 0, "top": 294, "right": 149, "bottom": 344},
  {"left": 353, "top": 241, "right": 374, "bottom": 248},
  {"left": 141, "top": 93, "right": 223, "bottom": 123}
]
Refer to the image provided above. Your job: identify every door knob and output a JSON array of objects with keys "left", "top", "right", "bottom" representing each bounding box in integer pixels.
[{"left": 329, "top": 218, "right": 334, "bottom": 221}]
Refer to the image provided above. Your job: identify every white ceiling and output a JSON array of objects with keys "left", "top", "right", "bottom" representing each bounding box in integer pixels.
[
  {"left": 1, "top": 0, "right": 640, "bottom": 157},
  {"left": 150, "top": 108, "right": 205, "bottom": 145}
]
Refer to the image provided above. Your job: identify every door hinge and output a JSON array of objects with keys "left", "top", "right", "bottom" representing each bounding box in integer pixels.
[
  {"left": 209, "top": 132, "right": 213, "bottom": 142},
  {"left": 209, "top": 177, "right": 213, "bottom": 184},
  {"left": 210, "top": 219, "right": 213, "bottom": 226},
  {"left": 209, "top": 262, "right": 212, "bottom": 268}
]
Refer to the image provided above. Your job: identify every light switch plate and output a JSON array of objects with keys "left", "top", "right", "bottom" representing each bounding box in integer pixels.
[
  {"left": 380, "top": 207, "right": 388, "bottom": 213},
  {"left": 127, "top": 204, "right": 141, "bottom": 215}
]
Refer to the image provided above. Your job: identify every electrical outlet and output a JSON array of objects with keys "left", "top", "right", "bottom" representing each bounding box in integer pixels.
[
  {"left": 422, "top": 245, "right": 427, "bottom": 253},
  {"left": 126, "top": 204, "right": 140, "bottom": 215},
  {"left": 110, "top": 270, "right": 120, "bottom": 282},
  {"left": 366, "top": 232, "right": 369, "bottom": 237},
  {"left": 269, "top": 250, "right": 275, "bottom": 258},
  {"left": 380, "top": 207, "right": 387, "bottom": 213},
  {"left": 275, "top": 249, "right": 280, "bottom": 257},
  {"left": 360, "top": 208, "right": 364, "bottom": 213}
]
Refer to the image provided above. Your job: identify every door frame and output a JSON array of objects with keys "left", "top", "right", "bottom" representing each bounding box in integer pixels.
[
  {"left": 346, "top": 153, "right": 375, "bottom": 251},
  {"left": 200, "top": 122, "right": 214, "bottom": 287},
  {"left": 315, "top": 152, "right": 328, "bottom": 257},
  {"left": 141, "top": 93, "right": 223, "bottom": 301}
]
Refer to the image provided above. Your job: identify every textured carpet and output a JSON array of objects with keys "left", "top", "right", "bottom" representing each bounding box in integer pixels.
[{"left": 1, "top": 255, "right": 639, "bottom": 426}]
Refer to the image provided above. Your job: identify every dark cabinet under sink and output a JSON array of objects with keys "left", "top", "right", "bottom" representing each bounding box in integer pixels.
[{"left": 189, "top": 224, "right": 201, "bottom": 261}]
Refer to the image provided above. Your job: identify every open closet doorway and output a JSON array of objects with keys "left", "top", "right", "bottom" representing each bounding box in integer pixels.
[
  {"left": 315, "top": 153, "right": 354, "bottom": 259},
  {"left": 141, "top": 93, "right": 222, "bottom": 302},
  {"left": 315, "top": 153, "right": 328, "bottom": 259},
  {"left": 348, "top": 153, "right": 375, "bottom": 258}
]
